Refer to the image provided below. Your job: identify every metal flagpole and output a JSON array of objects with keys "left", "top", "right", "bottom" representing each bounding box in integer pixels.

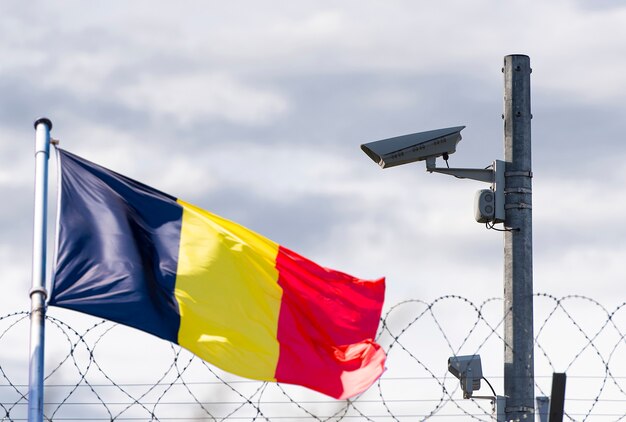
[{"left": 28, "top": 117, "right": 53, "bottom": 422}]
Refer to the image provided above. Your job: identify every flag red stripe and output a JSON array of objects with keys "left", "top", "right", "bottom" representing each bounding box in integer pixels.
[{"left": 274, "top": 246, "right": 386, "bottom": 399}]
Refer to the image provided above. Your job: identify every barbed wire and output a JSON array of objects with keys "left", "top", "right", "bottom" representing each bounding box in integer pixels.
[{"left": 1, "top": 294, "right": 624, "bottom": 421}]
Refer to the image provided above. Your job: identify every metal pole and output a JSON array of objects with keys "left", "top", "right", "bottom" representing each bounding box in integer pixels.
[
  {"left": 496, "top": 395, "right": 508, "bottom": 422},
  {"left": 28, "top": 117, "right": 52, "bottom": 422},
  {"left": 503, "top": 55, "right": 535, "bottom": 421},
  {"left": 536, "top": 396, "right": 549, "bottom": 422},
  {"left": 548, "top": 373, "right": 566, "bottom": 422}
]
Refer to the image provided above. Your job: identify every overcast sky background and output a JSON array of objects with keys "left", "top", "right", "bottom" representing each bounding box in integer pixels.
[{"left": 1, "top": 1, "right": 625, "bottom": 418}]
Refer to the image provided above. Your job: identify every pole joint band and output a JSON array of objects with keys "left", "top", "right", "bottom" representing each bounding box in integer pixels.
[
  {"left": 29, "top": 287, "right": 48, "bottom": 300},
  {"left": 505, "top": 170, "right": 533, "bottom": 178},
  {"left": 504, "top": 187, "right": 532, "bottom": 194},
  {"left": 505, "top": 405, "right": 535, "bottom": 413},
  {"left": 505, "top": 203, "right": 532, "bottom": 210}
]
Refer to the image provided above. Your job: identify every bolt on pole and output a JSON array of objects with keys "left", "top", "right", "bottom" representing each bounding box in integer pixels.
[{"left": 503, "top": 55, "right": 535, "bottom": 421}]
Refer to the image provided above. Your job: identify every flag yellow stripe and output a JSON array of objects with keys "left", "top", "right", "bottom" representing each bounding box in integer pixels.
[{"left": 174, "top": 200, "right": 282, "bottom": 380}]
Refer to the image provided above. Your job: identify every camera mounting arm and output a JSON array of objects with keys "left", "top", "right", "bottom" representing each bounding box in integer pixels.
[{"left": 426, "top": 157, "right": 505, "bottom": 223}]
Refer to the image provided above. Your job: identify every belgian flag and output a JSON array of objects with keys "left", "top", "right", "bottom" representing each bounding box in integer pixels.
[{"left": 49, "top": 149, "right": 386, "bottom": 399}]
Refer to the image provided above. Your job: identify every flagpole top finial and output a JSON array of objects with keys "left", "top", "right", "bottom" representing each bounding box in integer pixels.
[{"left": 34, "top": 118, "right": 53, "bottom": 131}]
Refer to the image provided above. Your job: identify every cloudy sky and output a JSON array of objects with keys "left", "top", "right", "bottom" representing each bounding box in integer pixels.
[{"left": 1, "top": 0, "right": 625, "bottom": 418}]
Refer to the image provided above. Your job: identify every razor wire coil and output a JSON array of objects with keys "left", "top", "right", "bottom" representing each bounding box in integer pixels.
[{"left": 1, "top": 294, "right": 624, "bottom": 421}]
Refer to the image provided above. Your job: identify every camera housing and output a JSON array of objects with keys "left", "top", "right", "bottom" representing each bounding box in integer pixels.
[
  {"left": 360, "top": 126, "right": 505, "bottom": 226},
  {"left": 448, "top": 354, "right": 483, "bottom": 399},
  {"left": 361, "top": 126, "right": 465, "bottom": 169},
  {"left": 475, "top": 189, "right": 496, "bottom": 223}
]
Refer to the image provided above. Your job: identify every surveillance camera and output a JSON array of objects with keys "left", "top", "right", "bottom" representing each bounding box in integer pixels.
[
  {"left": 361, "top": 126, "right": 465, "bottom": 169},
  {"left": 448, "top": 354, "right": 482, "bottom": 399}
]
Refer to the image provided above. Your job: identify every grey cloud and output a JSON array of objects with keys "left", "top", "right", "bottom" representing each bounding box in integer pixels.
[
  {"left": 176, "top": 70, "right": 504, "bottom": 157},
  {"left": 572, "top": 0, "right": 626, "bottom": 11},
  {"left": 0, "top": 188, "right": 32, "bottom": 244},
  {"left": 533, "top": 98, "right": 626, "bottom": 172},
  {"left": 189, "top": 187, "right": 350, "bottom": 253},
  {"left": 2, "top": 0, "right": 626, "bottom": 315},
  {"left": 0, "top": 76, "right": 152, "bottom": 135}
]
